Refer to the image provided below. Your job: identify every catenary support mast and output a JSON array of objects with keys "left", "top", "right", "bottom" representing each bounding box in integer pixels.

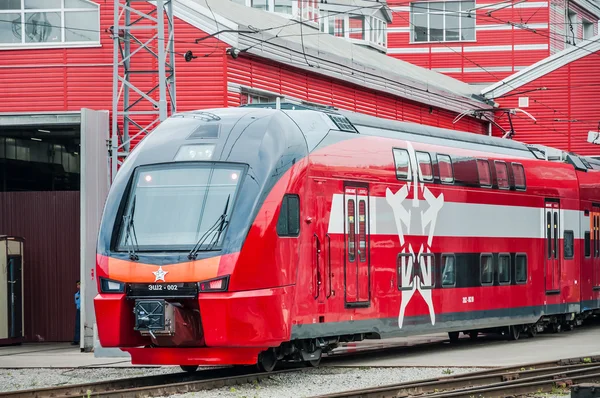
[{"left": 111, "top": 0, "right": 177, "bottom": 181}]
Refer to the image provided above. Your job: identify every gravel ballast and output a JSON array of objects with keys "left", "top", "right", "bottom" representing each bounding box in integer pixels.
[
  {"left": 0, "top": 367, "right": 182, "bottom": 392},
  {"left": 166, "top": 366, "right": 483, "bottom": 398},
  {"left": 0, "top": 366, "right": 480, "bottom": 395}
]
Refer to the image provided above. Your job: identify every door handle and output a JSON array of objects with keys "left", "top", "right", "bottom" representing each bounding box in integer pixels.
[
  {"left": 7, "top": 281, "right": 16, "bottom": 284},
  {"left": 313, "top": 233, "right": 321, "bottom": 299},
  {"left": 325, "top": 233, "right": 333, "bottom": 298}
]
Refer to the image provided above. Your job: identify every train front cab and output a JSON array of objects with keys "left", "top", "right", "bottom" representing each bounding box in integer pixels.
[{"left": 93, "top": 108, "right": 311, "bottom": 370}]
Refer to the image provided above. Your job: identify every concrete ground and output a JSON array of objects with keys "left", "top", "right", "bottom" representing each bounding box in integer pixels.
[
  {"left": 1, "top": 321, "right": 598, "bottom": 369},
  {"left": 325, "top": 321, "right": 600, "bottom": 367}
]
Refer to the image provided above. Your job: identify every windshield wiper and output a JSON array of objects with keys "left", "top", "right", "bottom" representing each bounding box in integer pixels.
[
  {"left": 123, "top": 199, "right": 139, "bottom": 261},
  {"left": 188, "top": 195, "right": 231, "bottom": 260}
]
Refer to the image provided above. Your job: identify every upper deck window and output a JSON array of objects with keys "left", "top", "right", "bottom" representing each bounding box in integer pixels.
[
  {"left": 393, "top": 148, "right": 412, "bottom": 181},
  {"left": 476, "top": 159, "right": 492, "bottom": 187},
  {"left": 416, "top": 151, "right": 433, "bottom": 182},
  {"left": 0, "top": 0, "right": 100, "bottom": 48},
  {"left": 437, "top": 154, "right": 454, "bottom": 184},
  {"left": 410, "top": 1, "right": 475, "bottom": 43},
  {"left": 494, "top": 161, "right": 509, "bottom": 189},
  {"left": 511, "top": 163, "right": 526, "bottom": 190},
  {"left": 117, "top": 163, "right": 245, "bottom": 252}
]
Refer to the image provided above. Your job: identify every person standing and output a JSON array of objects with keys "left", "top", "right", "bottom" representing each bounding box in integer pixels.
[{"left": 72, "top": 280, "right": 80, "bottom": 346}]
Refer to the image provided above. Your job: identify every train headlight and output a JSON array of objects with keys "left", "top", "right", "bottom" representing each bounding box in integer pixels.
[
  {"left": 174, "top": 144, "right": 215, "bottom": 161},
  {"left": 100, "top": 277, "right": 125, "bottom": 293},
  {"left": 198, "top": 275, "right": 229, "bottom": 292}
]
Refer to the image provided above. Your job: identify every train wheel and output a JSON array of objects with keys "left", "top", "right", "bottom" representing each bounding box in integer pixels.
[
  {"left": 468, "top": 331, "right": 478, "bottom": 340},
  {"left": 307, "top": 356, "right": 322, "bottom": 368},
  {"left": 551, "top": 322, "right": 562, "bottom": 333},
  {"left": 527, "top": 325, "right": 537, "bottom": 338},
  {"left": 180, "top": 365, "right": 198, "bottom": 373},
  {"left": 508, "top": 326, "right": 520, "bottom": 341},
  {"left": 448, "top": 331, "right": 460, "bottom": 343},
  {"left": 257, "top": 349, "right": 277, "bottom": 372}
]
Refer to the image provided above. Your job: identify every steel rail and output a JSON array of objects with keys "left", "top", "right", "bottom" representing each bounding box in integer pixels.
[
  {"left": 311, "top": 356, "right": 600, "bottom": 398},
  {"left": 0, "top": 367, "right": 300, "bottom": 398}
]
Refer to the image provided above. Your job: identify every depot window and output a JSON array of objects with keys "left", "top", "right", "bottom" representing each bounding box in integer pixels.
[
  {"left": 276, "top": 194, "right": 300, "bottom": 237},
  {"left": 233, "top": 0, "right": 319, "bottom": 23},
  {"left": 410, "top": 0, "right": 475, "bottom": 43},
  {"left": 0, "top": 0, "right": 100, "bottom": 47},
  {"left": 319, "top": 10, "right": 387, "bottom": 48}
]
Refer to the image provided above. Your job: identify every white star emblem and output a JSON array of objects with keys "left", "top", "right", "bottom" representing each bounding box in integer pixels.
[{"left": 153, "top": 266, "right": 168, "bottom": 282}]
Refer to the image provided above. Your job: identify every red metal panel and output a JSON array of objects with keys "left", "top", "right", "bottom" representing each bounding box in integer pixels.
[
  {"left": 0, "top": 192, "right": 80, "bottom": 342},
  {"left": 493, "top": 49, "right": 600, "bottom": 155}
]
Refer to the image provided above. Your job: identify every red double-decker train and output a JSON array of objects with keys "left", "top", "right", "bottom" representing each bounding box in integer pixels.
[{"left": 94, "top": 105, "right": 600, "bottom": 372}]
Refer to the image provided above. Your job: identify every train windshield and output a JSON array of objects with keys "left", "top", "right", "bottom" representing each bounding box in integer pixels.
[{"left": 117, "top": 163, "right": 244, "bottom": 252}]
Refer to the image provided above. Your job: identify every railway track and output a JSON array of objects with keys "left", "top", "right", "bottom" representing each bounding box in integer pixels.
[
  {"left": 313, "top": 356, "right": 600, "bottom": 398},
  {"left": 0, "top": 365, "right": 302, "bottom": 398}
]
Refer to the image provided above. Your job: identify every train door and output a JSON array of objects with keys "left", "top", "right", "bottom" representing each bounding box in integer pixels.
[
  {"left": 343, "top": 184, "right": 370, "bottom": 307},
  {"left": 544, "top": 199, "right": 561, "bottom": 294},
  {"left": 7, "top": 255, "right": 23, "bottom": 339},
  {"left": 312, "top": 181, "right": 327, "bottom": 305},
  {"left": 593, "top": 204, "right": 600, "bottom": 287}
]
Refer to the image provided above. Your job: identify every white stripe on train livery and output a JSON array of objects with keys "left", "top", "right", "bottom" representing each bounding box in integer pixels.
[{"left": 328, "top": 195, "right": 582, "bottom": 240}]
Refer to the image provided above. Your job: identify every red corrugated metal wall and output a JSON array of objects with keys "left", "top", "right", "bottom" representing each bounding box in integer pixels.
[
  {"left": 0, "top": 2, "right": 227, "bottom": 118},
  {"left": 0, "top": 192, "right": 80, "bottom": 342},
  {"left": 491, "top": 49, "right": 600, "bottom": 155},
  {"left": 227, "top": 56, "right": 488, "bottom": 135},
  {"left": 386, "top": 0, "right": 557, "bottom": 84}
]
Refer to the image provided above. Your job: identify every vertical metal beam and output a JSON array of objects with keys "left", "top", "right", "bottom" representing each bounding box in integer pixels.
[{"left": 110, "top": 0, "right": 177, "bottom": 182}]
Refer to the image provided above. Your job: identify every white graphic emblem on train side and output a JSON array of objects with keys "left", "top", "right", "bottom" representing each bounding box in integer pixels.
[
  {"left": 385, "top": 141, "right": 444, "bottom": 329},
  {"left": 153, "top": 266, "right": 168, "bottom": 282}
]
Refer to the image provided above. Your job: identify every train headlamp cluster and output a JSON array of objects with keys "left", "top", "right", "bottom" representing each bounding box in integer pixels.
[
  {"left": 174, "top": 144, "right": 215, "bottom": 161},
  {"left": 100, "top": 277, "right": 125, "bottom": 293},
  {"left": 198, "top": 275, "right": 229, "bottom": 292}
]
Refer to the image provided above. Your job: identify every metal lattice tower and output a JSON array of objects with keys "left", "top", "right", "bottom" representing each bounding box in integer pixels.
[{"left": 110, "top": 0, "right": 176, "bottom": 181}]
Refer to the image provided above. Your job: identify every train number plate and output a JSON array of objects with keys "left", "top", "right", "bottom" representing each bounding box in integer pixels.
[
  {"left": 127, "top": 282, "right": 198, "bottom": 298},
  {"left": 147, "top": 284, "right": 178, "bottom": 291}
]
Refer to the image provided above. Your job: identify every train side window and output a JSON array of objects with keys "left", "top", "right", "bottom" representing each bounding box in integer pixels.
[
  {"left": 441, "top": 254, "right": 456, "bottom": 287},
  {"left": 416, "top": 151, "right": 433, "bottom": 182},
  {"left": 393, "top": 148, "right": 412, "bottom": 181},
  {"left": 511, "top": 163, "right": 526, "bottom": 190},
  {"left": 480, "top": 254, "right": 493, "bottom": 285},
  {"left": 417, "top": 253, "right": 435, "bottom": 288},
  {"left": 585, "top": 231, "right": 591, "bottom": 257},
  {"left": 358, "top": 200, "right": 367, "bottom": 262},
  {"left": 397, "top": 253, "right": 415, "bottom": 290},
  {"left": 347, "top": 199, "right": 356, "bottom": 262},
  {"left": 564, "top": 230, "right": 574, "bottom": 259},
  {"left": 276, "top": 194, "right": 300, "bottom": 237},
  {"left": 515, "top": 254, "right": 527, "bottom": 284},
  {"left": 494, "top": 161, "right": 509, "bottom": 190},
  {"left": 498, "top": 254, "right": 510, "bottom": 284},
  {"left": 476, "top": 159, "right": 492, "bottom": 187},
  {"left": 437, "top": 154, "right": 454, "bottom": 184}
]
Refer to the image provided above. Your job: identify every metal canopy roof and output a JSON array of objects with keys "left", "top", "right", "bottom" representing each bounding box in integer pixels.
[{"left": 173, "top": 0, "right": 494, "bottom": 114}]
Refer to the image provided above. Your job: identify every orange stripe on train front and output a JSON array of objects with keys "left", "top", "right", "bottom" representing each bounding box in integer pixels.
[{"left": 107, "top": 256, "right": 221, "bottom": 283}]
